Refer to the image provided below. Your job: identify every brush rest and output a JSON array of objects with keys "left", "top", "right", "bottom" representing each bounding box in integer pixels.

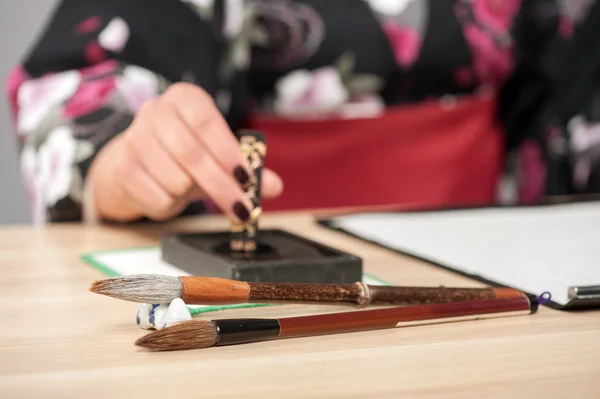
[{"left": 160, "top": 229, "right": 363, "bottom": 283}]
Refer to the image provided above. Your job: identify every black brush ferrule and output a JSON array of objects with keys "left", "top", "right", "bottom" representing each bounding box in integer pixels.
[
  {"left": 525, "top": 293, "right": 540, "bottom": 314},
  {"left": 214, "top": 318, "right": 280, "bottom": 346}
]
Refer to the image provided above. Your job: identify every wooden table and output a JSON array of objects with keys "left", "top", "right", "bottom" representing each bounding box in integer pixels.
[{"left": 0, "top": 212, "right": 598, "bottom": 398}]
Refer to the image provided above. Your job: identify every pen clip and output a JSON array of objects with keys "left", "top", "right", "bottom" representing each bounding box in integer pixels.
[{"left": 536, "top": 291, "right": 552, "bottom": 305}]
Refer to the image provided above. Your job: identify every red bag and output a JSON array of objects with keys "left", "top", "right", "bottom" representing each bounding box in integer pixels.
[{"left": 244, "top": 94, "right": 504, "bottom": 212}]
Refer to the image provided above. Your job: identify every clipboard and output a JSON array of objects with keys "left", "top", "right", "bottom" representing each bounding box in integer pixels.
[{"left": 318, "top": 200, "right": 600, "bottom": 311}]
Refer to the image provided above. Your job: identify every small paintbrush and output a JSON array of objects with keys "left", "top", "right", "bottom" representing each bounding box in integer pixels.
[
  {"left": 90, "top": 274, "right": 525, "bottom": 307},
  {"left": 135, "top": 295, "right": 538, "bottom": 351}
]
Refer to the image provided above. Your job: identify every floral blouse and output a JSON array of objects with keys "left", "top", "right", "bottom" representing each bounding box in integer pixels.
[{"left": 6, "top": 0, "right": 600, "bottom": 223}]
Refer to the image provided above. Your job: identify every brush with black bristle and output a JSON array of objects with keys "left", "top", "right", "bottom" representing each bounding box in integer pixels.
[{"left": 135, "top": 295, "right": 538, "bottom": 351}]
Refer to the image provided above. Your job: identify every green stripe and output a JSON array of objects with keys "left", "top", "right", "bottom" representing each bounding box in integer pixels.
[{"left": 81, "top": 253, "right": 121, "bottom": 278}]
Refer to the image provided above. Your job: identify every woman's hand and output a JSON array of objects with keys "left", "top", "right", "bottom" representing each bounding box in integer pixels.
[{"left": 88, "top": 82, "right": 283, "bottom": 222}]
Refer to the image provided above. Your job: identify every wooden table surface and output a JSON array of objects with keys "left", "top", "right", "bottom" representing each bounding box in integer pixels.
[{"left": 0, "top": 212, "right": 598, "bottom": 398}]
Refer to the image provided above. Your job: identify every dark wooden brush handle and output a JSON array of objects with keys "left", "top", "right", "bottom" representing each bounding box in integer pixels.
[
  {"left": 278, "top": 296, "right": 534, "bottom": 338},
  {"left": 366, "top": 286, "right": 522, "bottom": 306},
  {"left": 248, "top": 282, "right": 367, "bottom": 306},
  {"left": 247, "top": 282, "right": 523, "bottom": 307},
  {"left": 178, "top": 276, "right": 525, "bottom": 307}
]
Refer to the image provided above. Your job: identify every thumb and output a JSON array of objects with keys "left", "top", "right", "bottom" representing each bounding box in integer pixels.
[{"left": 261, "top": 168, "right": 284, "bottom": 198}]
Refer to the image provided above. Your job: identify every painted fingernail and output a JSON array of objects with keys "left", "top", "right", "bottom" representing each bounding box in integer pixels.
[
  {"left": 233, "top": 201, "right": 250, "bottom": 221},
  {"left": 233, "top": 166, "right": 249, "bottom": 185}
]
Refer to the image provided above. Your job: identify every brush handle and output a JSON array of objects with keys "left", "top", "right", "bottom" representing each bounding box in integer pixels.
[
  {"left": 248, "top": 282, "right": 522, "bottom": 307},
  {"left": 211, "top": 296, "right": 537, "bottom": 346},
  {"left": 179, "top": 276, "right": 524, "bottom": 306},
  {"left": 278, "top": 296, "right": 536, "bottom": 338}
]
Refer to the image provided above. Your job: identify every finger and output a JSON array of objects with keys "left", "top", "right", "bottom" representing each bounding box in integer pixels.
[
  {"left": 151, "top": 97, "right": 254, "bottom": 222},
  {"left": 162, "top": 83, "right": 253, "bottom": 186},
  {"left": 117, "top": 145, "right": 185, "bottom": 221},
  {"left": 186, "top": 168, "right": 282, "bottom": 202},
  {"left": 185, "top": 186, "right": 206, "bottom": 202},
  {"left": 128, "top": 100, "right": 194, "bottom": 199},
  {"left": 262, "top": 168, "right": 284, "bottom": 199}
]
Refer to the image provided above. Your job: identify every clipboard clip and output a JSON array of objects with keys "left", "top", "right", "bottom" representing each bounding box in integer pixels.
[{"left": 568, "top": 285, "right": 600, "bottom": 300}]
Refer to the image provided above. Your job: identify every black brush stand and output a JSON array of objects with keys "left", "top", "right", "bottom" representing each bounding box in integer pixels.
[{"left": 160, "top": 229, "right": 363, "bottom": 283}]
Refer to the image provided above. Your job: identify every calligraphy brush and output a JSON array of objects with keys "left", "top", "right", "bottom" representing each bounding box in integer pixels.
[
  {"left": 90, "top": 274, "right": 525, "bottom": 307},
  {"left": 135, "top": 295, "right": 538, "bottom": 351}
]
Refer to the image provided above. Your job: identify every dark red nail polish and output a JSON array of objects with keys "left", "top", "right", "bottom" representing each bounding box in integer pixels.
[
  {"left": 233, "top": 166, "right": 249, "bottom": 185},
  {"left": 233, "top": 201, "right": 250, "bottom": 221}
]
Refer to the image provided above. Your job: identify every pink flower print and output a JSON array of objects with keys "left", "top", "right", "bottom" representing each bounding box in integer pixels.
[
  {"left": 462, "top": 24, "right": 514, "bottom": 87},
  {"left": 84, "top": 41, "right": 107, "bottom": 64},
  {"left": 573, "top": 159, "right": 591, "bottom": 190},
  {"left": 567, "top": 115, "right": 600, "bottom": 189},
  {"left": 338, "top": 94, "right": 385, "bottom": 119},
  {"left": 453, "top": 66, "right": 474, "bottom": 87},
  {"left": 568, "top": 115, "right": 600, "bottom": 153},
  {"left": 80, "top": 59, "right": 119, "bottom": 79},
  {"left": 381, "top": 21, "right": 421, "bottom": 68},
  {"left": 457, "top": 0, "right": 521, "bottom": 87},
  {"left": 558, "top": 0, "right": 594, "bottom": 39},
  {"left": 472, "top": 0, "right": 522, "bottom": 32},
  {"left": 5, "top": 65, "right": 29, "bottom": 127},
  {"left": 63, "top": 75, "right": 116, "bottom": 119},
  {"left": 20, "top": 146, "right": 46, "bottom": 225},
  {"left": 559, "top": 16, "right": 575, "bottom": 39},
  {"left": 98, "top": 18, "right": 130, "bottom": 53},
  {"left": 16, "top": 70, "right": 81, "bottom": 134},
  {"left": 273, "top": 67, "right": 349, "bottom": 117},
  {"left": 36, "top": 126, "right": 78, "bottom": 208},
  {"left": 309, "top": 67, "right": 349, "bottom": 105},
  {"left": 222, "top": 0, "right": 245, "bottom": 38},
  {"left": 186, "top": 0, "right": 215, "bottom": 7},
  {"left": 116, "top": 65, "right": 160, "bottom": 112},
  {"left": 60, "top": 60, "right": 119, "bottom": 120},
  {"left": 367, "top": 0, "right": 417, "bottom": 16},
  {"left": 75, "top": 15, "right": 101, "bottom": 34},
  {"left": 517, "top": 140, "right": 546, "bottom": 204}
]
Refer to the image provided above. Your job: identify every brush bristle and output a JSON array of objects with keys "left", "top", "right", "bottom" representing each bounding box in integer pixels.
[
  {"left": 89, "top": 274, "right": 182, "bottom": 303},
  {"left": 135, "top": 320, "right": 218, "bottom": 351}
]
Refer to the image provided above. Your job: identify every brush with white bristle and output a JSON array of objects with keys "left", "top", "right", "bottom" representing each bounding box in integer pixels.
[
  {"left": 90, "top": 274, "right": 527, "bottom": 307},
  {"left": 91, "top": 274, "right": 183, "bottom": 303}
]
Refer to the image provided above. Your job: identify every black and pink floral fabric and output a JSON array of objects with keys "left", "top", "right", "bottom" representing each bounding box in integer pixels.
[{"left": 5, "top": 0, "right": 600, "bottom": 223}]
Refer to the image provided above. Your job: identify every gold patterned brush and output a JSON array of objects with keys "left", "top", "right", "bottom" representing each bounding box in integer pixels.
[{"left": 230, "top": 130, "right": 266, "bottom": 254}]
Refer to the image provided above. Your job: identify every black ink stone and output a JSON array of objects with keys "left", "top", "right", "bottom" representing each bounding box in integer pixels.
[{"left": 160, "top": 229, "right": 363, "bottom": 283}]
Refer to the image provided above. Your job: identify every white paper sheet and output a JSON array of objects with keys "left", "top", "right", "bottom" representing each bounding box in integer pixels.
[{"left": 328, "top": 202, "right": 600, "bottom": 306}]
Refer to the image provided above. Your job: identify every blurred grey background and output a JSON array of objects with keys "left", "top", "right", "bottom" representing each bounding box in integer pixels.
[{"left": 0, "top": 0, "right": 59, "bottom": 224}]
